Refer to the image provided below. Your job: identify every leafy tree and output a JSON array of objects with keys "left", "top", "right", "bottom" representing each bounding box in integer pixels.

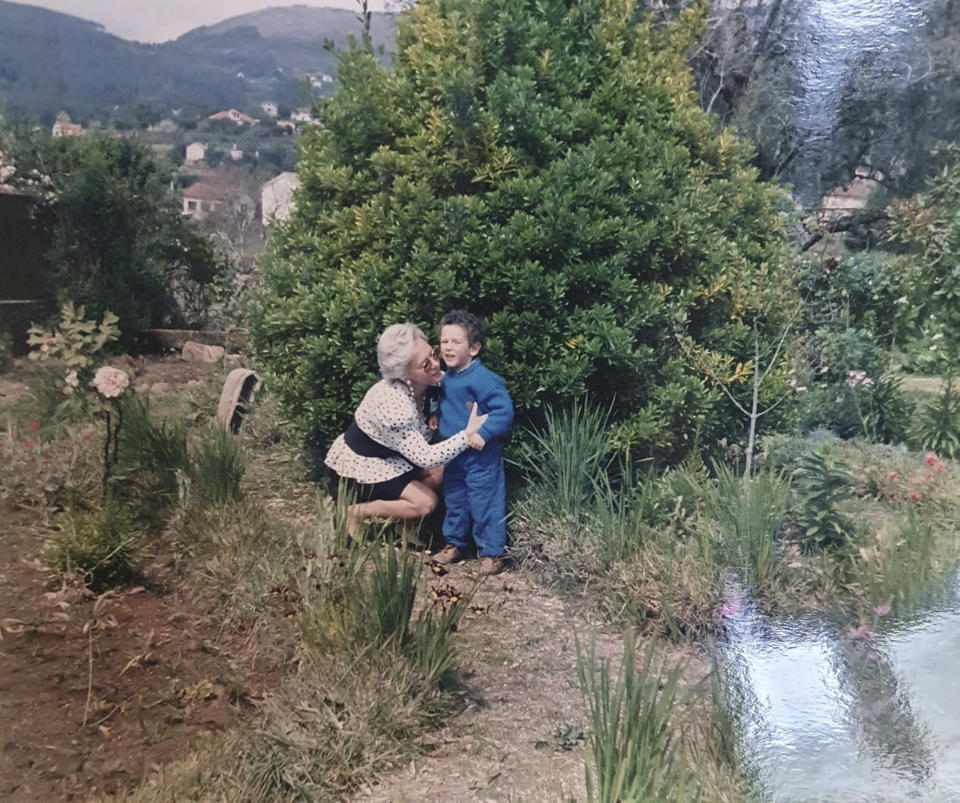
[
  {"left": 250, "top": 0, "right": 792, "bottom": 459},
  {"left": 890, "top": 142, "right": 960, "bottom": 454},
  {"left": 2, "top": 127, "right": 219, "bottom": 343}
]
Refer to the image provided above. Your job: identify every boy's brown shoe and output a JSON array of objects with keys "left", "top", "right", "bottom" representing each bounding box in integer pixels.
[
  {"left": 433, "top": 545, "right": 462, "bottom": 565},
  {"left": 478, "top": 556, "right": 507, "bottom": 576}
]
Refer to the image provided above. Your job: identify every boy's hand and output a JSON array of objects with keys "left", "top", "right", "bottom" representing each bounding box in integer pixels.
[
  {"left": 427, "top": 416, "right": 438, "bottom": 432},
  {"left": 467, "top": 432, "right": 486, "bottom": 450}
]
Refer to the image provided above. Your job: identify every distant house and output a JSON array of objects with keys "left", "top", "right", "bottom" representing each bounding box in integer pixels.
[
  {"left": 148, "top": 118, "right": 178, "bottom": 133},
  {"left": 275, "top": 120, "right": 296, "bottom": 133},
  {"left": 260, "top": 101, "right": 278, "bottom": 118},
  {"left": 182, "top": 181, "right": 225, "bottom": 219},
  {"left": 261, "top": 172, "right": 300, "bottom": 223},
  {"left": 290, "top": 108, "right": 314, "bottom": 123},
  {"left": 229, "top": 144, "right": 244, "bottom": 162},
  {"left": 208, "top": 109, "right": 260, "bottom": 126},
  {"left": 184, "top": 142, "right": 207, "bottom": 164},
  {"left": 52, "top": 112, "right": 84, "bottom": 138}
]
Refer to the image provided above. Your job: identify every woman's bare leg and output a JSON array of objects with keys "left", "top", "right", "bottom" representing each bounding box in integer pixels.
[
  {"left": 349, "top": 480, "right": 437, "bottom": 529},
  {"left": 421, "top": 465, "right": 443, "bottom": 489}
]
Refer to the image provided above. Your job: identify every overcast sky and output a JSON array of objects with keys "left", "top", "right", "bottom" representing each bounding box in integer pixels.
[{"left": 18, "top": 1, "right": 395, "bottom": 43}]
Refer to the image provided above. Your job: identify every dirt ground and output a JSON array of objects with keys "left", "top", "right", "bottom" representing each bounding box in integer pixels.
[{"left": 0, "top": 503, "right": 266, "bottom": 801}]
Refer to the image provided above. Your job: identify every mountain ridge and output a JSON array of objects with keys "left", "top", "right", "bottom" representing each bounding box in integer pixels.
[{"left": 0, "top": 2, "right": 396, "bottom": 121}]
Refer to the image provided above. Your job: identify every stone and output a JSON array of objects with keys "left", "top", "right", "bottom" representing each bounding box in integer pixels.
[
  {"left": 181, "top": 341, "right": 225, "bottom": 364},
  {"left": 150, "top": 382, "right": 171, "bottom": 395},
  {"left": 225, "top": 353, "right": 244, "bottom": 370},
  {"left": 134, "top": 382, "right": 150, "bottom": 394}
]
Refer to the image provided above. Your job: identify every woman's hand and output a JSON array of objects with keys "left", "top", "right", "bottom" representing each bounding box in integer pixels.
[{"left": 465, "top": 402, "right": 489, "bottom": 436}]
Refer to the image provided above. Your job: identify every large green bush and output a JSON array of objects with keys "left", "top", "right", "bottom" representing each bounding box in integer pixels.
[{"left": 250, "top": 0, "right": 792, "bottom": 459}]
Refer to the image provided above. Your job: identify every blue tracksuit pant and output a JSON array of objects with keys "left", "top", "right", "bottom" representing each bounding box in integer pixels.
[{"left": 442, "top": 450, "right": 506, "bottom": 557}]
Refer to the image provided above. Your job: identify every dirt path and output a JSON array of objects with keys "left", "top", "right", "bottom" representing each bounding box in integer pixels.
[{"left": 355, "top": 562, "right": 626, "bottom": 803}]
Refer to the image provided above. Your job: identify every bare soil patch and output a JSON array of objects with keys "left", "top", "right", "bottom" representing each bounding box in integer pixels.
[{"left": 0, "top": 502, "right": 264, "bottom": 801}]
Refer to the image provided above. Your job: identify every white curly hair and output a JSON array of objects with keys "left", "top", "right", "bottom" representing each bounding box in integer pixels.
[{"left": 377, "top": 323, "right": 428, "bottom": 380}]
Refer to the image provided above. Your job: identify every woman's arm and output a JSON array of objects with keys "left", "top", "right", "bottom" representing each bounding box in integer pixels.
[{"left": 393, "top": 403, "right": 489, "bottom": 468}]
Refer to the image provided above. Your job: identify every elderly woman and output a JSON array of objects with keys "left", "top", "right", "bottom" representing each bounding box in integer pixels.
[{"left": 325, "top": 322, "right": 488, "bottom": 533}]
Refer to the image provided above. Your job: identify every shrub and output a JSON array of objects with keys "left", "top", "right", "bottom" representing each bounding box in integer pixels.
[
  {"left": 912, "top": 384, "right": 960, "bottom": 457},
  {"left": 796, "top": 253, "right": 920, "bottom": 352},
  {"left": 3, "top": 130, "right": 219, "bottom": 344},
  {"left": 0, "top": 420, "right": 101, "bottom": 511},
  {"left": 15, "top": 304, "right": 121, "bottom": 426},
  {"left": 45, "top": 503, "right": 146, "bottom": 590},
  {"left": 250, "top": 0, "right": 792, "bottom": 462},
  {"left": 792, "top": 445, "right": 853, "bottom": 551}
]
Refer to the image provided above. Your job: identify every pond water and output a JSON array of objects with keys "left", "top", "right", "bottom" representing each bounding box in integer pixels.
[{"left": 719, "top": 576, "right": 960, "bottom": 800}]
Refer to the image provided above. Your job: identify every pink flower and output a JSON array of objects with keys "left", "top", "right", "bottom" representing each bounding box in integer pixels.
[
  {"left": 92, "top": 366, "right": 129, "bottom": 399},
  {"left": 924, "top": 451, "right": 940, "bottom": 467},
  {"left": 888, "top": 471, "right": 900, "bottom": 482},
  {"left": 909, "top": 492, "right": 921, "bottom": 503},
  {"left": 29, "top": 421, "right": 39, "bottom": 431},
  {"left": 873, "top": 601, "right": 892, "bottom": 617},
  {"left": 721, "top": 600, "right": 739, "bottom": 619},
  {"left": 21, "top": 440, "right": 30, "bottom": 449},
  {"left": 82, "top": 434, "right": 91, "bottom": 441},
  {"left": 846, "top": 624, "right": 874, "bottom": 641}
]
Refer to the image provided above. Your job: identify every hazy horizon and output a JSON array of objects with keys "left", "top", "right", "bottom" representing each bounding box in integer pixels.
[{"left": 12, "top": 0, "right": 397, "bottom": 43}]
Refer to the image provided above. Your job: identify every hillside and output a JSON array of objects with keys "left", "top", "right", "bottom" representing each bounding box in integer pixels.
[{"left": 0, "top": 2, "right": 396, "bottom": 122}]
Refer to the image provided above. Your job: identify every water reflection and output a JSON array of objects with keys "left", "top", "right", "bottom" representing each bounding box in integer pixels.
[
  {"left": 782, "top": 0, "right": 936, "bottom": 203},
  {"left": 718, "top": 580, "right": 960, "bottom": 800}
]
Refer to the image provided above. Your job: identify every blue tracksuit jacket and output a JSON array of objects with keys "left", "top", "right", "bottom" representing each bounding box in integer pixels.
[{"left": 436, "top": 359, "right": 513, "bottom": 556}]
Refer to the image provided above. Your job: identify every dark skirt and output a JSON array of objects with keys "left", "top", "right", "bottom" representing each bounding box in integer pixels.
[{"left": 338, "top": 467, "right": 420, "bottom": 503}]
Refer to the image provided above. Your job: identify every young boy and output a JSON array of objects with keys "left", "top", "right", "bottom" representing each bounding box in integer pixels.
[{"left": 432, "top": 310, "right": 513, "bottom": 575}]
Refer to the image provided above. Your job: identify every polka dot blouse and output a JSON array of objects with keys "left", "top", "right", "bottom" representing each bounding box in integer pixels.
[{"left": 325, "top": 379, "right": 468, "bottom": 484}]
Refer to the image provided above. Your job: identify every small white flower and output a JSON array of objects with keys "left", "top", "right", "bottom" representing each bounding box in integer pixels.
[
  {"left": 896, "top": 296, "right": 908, "bottom": 305},
  {"left": 64, "top": 369, "right": 79, "bottom": 395},
  {"left": 933, "top": 333, "right": 944, "bottom": 340}
]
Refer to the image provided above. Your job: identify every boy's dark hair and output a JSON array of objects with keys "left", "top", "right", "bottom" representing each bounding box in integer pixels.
[{"left": 439, "top": 310, "right": 483, "bottom": 345}]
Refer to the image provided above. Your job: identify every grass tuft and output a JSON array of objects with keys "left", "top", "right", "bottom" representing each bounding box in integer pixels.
[{"left": 578, "top": 630, "right": 690, "bottom": 802}]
